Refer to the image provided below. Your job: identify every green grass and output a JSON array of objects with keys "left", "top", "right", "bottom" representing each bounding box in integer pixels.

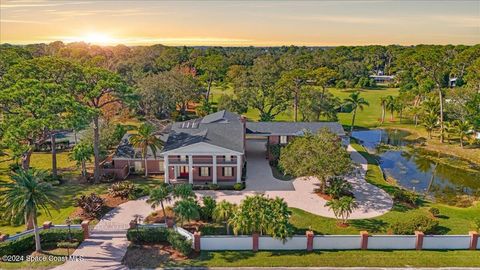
[
  {"left": 0, "top": 247, "right": 74, "bottom": 269},
  {"left": 136, "top": 249, "right": 480, "bottom": 268},
  {"left": 0, "top": 151, "right": 163, "bottom": 235}
]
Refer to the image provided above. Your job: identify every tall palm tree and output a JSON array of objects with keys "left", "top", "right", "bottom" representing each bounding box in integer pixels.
[
  {"left": 213, "top": 200, "right": 236, "bottom": 234},
  {"left": 452, "top": 120, "right": 473, "bottom": 148},
  {"left": 0, "top": 169, "right": 60, "bottom": 252},
  {"left": 343, "top": 91, "right": 370, "bottom": 134},
  {"left": 385, "top": 95, "right": 396, "bottom": 121},
  {"left": 379, "top": 96, "right": 387, "bottom": 124},
  {"left": 147, "top": 183, "right": 173, "bottom": 225},
  {"left": 129, "top": 123, "right": 163, "bottom": 177},
  {"left": 422, "top": 113, "right": 438, "bottom": 139}
]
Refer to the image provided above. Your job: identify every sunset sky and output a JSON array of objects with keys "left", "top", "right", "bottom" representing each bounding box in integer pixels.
[{"left": 1, "top": 0, "right": 479, "bottom": 46}]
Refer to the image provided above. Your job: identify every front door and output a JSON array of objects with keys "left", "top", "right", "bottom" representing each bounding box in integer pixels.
[{"left": 179, "top": 166, "right": 189, "bottom": 178}]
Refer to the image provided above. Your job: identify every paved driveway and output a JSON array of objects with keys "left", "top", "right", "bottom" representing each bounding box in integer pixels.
[{"left": 197, "top": 139, "right": 393, "bottom": 219}]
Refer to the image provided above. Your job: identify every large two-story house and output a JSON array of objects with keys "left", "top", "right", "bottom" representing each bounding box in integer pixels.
[{"left": 104, "top": 110, "right": 346, "bottom": 185}]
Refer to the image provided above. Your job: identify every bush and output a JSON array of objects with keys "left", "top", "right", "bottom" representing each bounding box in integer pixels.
[
  {"left": 200, "top": 196, "right": 216, "bottom": 221},
  {"left": 233, "top": 183, "right": 244, "bottom": 191},
  {"left": 8, "top": 163, "right": 21, "bottom": 172},
  {"left": 0, "top": 229, "right": 83, "bottom": 256},
  {"left": 57, "top": 241, "right": 79, "bottom": 249},
  {"left": 429, "top": 207, "right": 440, "bottom": 217},
  {"left": 325, "top": 177, "right": 353, "bottom": 199},
  {"left": 167, "top": 231, "right": 192, "bottom": 255},
  {"left": 335, "top": 80, "right": 347, "bottom": 89},
  {"left": 473, "top": 218, "right": 480, "bottom": 231},
  {"left": 108, "top": 181, "right": 135, "bottom": 199},
  {"left": 392, "top": 188, "right": 420, "bottom": 206},
  {"left": 74, "top": 193, "right": 106, "bottom": 219},
  {"left": 389, "top": 214, "right": 439, "bottom": 235},
  {"left": 267, "top": 144, "right": 282, "bottom": 165},
  {"left": 208, "top": 184, "right": 219, "bottom": 190},
  {"left": 126, "top": 227, "right": 169, "bottom": 243}
]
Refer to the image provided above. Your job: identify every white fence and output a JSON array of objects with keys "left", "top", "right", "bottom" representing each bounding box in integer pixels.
[
  {"left": 195, "top": 231, "right": 479, "bottom": 251},
  {"left": 313, "top": 235, "right": 361, "bottom": 250},
  {"left": 201, "top": 236, "right": 253, "bottom": 250},
  {"left": 367, "top": 235, "right": 416, "bottom": 250},
  {"left": 2, "top": 224, "right": 82, "bottom": 242},
  {"left": 423, "top": 235, "right": 471, "bottom": 250}
]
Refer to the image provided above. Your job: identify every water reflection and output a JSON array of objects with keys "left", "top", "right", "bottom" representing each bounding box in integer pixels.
[{"left": 352, "top": 129, "right": 480, "bottom": 204}]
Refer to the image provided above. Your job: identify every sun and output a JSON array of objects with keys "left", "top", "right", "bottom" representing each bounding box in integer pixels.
[{"left": 81, "top": 32, "right": 115, "bottom": 45}]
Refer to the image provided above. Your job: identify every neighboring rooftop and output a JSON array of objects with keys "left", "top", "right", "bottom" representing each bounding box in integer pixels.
[{"left": 246, "top": 121, "right": 346, "bottom": 136}]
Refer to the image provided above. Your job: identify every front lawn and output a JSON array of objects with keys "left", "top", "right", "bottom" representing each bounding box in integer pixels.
[{"left": 0, "top": 248, "right": 76, "bottom": 269}]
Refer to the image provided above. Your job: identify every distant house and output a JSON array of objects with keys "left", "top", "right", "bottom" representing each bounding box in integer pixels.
[
  {"left": 449, "top": 77, "right": 457, "bottom": 88},
  {"left": 106, "top": 110, "right": 346, "bottom": 184},
  {"left": 369, "top": 74, "right": 395, "bottom": 84}
]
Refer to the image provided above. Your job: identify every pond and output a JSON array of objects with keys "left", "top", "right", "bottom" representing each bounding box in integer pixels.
[{"left": 352, "top": 129, "right": 480, "bottom": 205}]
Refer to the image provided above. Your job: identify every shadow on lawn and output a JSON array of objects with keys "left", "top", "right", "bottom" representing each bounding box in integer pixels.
[{"left": 350, "top": 219, "right": 388, "bottom": 233}]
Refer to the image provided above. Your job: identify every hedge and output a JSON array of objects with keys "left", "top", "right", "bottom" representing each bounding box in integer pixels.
[
  {"left": 0, "top": 229, "right": 84, "bottom": 256},
  {"left": 127, "top": 227, "right": 192, "bottom": 255}
]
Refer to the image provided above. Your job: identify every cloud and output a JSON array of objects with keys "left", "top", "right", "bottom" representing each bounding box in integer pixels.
[
  {"left": 1, "top": 0, "right": 91, "bottom": 8},
  {"left": 0, "top": 19, "right": 50, "bottom": 24}
]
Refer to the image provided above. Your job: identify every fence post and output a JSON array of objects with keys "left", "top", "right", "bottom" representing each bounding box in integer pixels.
[
  {"left": 42, "top": 221, "right": 53, "bottom": 229},
  {"left": 166, "top": 219, "right": 174, "bottom": 228},
  {"left": 252, "top": 233, "right": 259, "bottom": 252},
  {"left": 306, "top": 231, "right": 314, "bottom": 252},
  {"left": 81, "top": 220, "right": 90, "bottom": 239},
  {"left": 194, "top": 231, "right": 201, "bottom": 252},
  {"left": 360, "top": 231, "right": 368, "bottom": 250},
  {"left": 0, "top": 234, "right": 9, "bottom": 242},
  {"left": 415, "top": 231, "right": 424, "bottom": 250},
  {"left": 469, "top": 231, "right": 478, "bottom": 250}
]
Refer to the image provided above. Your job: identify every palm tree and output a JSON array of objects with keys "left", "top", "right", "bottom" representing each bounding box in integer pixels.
[
  {"left": 213, "top": 200, "right": 236, "bottom": 234},
  {"left": 452, "top": 120, "right": 473, "bottom": 148},
  {"left": 422, "top": 113, "right": 438, "bottom": 139},
  {"left": 129, "top": 123, "right": 163, "bottom": 177},
  {"left": 173, "top": 198, "right": 200, "bottom": 225},
  {"left": 384, "top": 95, "right": 396, "bottom": 122},
  {"left": 343, "top": 91, "right": 370, "bottom": 133},
  {"left": 379, "top": 96, "right": 387, "bottom": 124},
  {"left": 147, "top": 183, "right": 173, "bottom": 225},
  {"left": 325, "top": 196, "right": 357, "bottom": 225},
  {"left": 0, "top": 169, "right": 60, "bottom": 252},
  {"left": 70, "top": 142, "right": 93, "bottom": 178}
]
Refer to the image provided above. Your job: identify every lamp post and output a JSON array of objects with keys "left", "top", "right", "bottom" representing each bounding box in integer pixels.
[{"left": 65, "top": 217, "right": 72, "bottom": 257}]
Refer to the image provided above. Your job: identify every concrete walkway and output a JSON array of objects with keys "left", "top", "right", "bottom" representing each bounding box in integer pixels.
[
  {"left": 55, "top": 140, "right": 392, "bottom": 269},
  {"left": 197, "top": 139, "right": 393, "bottom": 219}
]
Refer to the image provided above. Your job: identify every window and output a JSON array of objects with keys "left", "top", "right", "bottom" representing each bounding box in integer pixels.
[
  {"left": 180, "top": 166, "right": 189, "bottom": 173},
  {"left": 134, "top": 161, "right": 142, "bottom": 172},
  {"left": 158, "top": 161, "right": 164, "bottom": 172},
  {"left": 224, "top": 155, "right": 231, "bottom": 162},
  {"left": 200, "top": 167, "right": 210, "bottom": 177},
  {"left": 180, "top": 155, "right": 186, "bottom": 162},
  {"left": 280, "top": 135, "right": 288, "bottom": 144},
  {"left": 223, "top": 167, "right": 233, "bottom": 177}
]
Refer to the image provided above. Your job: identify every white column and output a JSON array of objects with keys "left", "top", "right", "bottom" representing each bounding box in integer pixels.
[
  {"left": 212, "top": 155, "right": 217, "bottom": 184},
  {"left": 164, "top": 155, "right": 169, "bottom": 184},
  {"left": 188, "top": 154, "right": 193, "bottom": 184},
  {"left": 173, "top": 166, "right": 178, "bottom": 180},
  {"left": 236, "top": 155, "right": 241, "bottom": 183}
]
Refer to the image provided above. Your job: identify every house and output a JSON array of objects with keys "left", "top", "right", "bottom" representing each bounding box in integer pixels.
[
  {"left": 106, "top": 110, "right": 346, "bottom": 185},
  {"left": 369, "top": 74, "right": 395, "bottom": 84}
]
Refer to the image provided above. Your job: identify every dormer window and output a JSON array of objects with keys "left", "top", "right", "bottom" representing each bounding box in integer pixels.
[
  {"left": 180, "top": 155, "right": 186, "bottom": 162},
  {"left": 225, "top": 155, "right": 231, "bottom": 162}
]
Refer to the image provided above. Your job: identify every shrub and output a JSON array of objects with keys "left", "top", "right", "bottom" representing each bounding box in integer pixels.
[
  {"left": 126, "top": 227, "right": 169, "bottom": 243},
  {"left": 392, "top": 188, "right": 420, "bottom": 206},
  {"left": 267, "top": 144, "right": 282, "bottom": 165},
  {"left": 108, "top": 181, "right": 135, "bottom": 199},
  {"left": 233, "top": 183, "right": 244, "bottom": 190},
  {"left": 325, "top": 177, "right": 353, "bottom": 199},
  {"left": 200, "top": 196, "right": 216, "bottom": 221},
  {"left": 167, "top": 231, "right": 192, "bottom": 255},
  {"left": 74, "top": 193, "right": 106, "bottom": 219},
  {"left": 389, "top": 214, "right": 439, "bottom": 235},
  {"left": 429, "top": 207, "right": 440, "bottom": 217},
  {"left": 0, "top": 229, "right": 83, "bottom": 256},
  {"left": 208, "top": 184, "right": 219, "bottom": 190},
  {"left": 57, "top": 241, "right": 79, "bottom": 249},
  {"left": 8, "top": 163, "right": 21, "bottom": 172},
  {"left": 473, "top": 218, "right": 480, "bottom": 231}
]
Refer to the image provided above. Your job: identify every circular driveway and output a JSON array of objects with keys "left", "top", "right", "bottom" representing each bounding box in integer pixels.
[{"left": 197, "top": 139, "right": 393, "bottom": 219}]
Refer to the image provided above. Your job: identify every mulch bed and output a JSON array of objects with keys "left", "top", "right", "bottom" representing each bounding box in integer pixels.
[
  {"left": 315, "top": 191, "right": 333, "bottom": 201},
  {"left": 122, "top": 243, "right": 193, "bottom": 268},
  {"left": 144, "top": 209, "right": 175, "bottom": 224},
  {"left": 69, "top": 194, "right": 129, "bottom": 220}
]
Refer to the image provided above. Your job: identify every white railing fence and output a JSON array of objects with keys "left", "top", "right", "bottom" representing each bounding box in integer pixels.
[{"left": 1, "top": 222, "right": 84, "bottom": 243}]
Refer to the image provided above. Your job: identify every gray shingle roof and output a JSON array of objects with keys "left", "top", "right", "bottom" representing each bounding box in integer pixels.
[
  {"left": 161, "top": 110, "right": 245, "bottom": 154},
  {"left": 246, "top": 121, "right": 346, "bottom": 136},
  {"left": 114, "top": 133, "right": 166, "bottom": 159}
]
